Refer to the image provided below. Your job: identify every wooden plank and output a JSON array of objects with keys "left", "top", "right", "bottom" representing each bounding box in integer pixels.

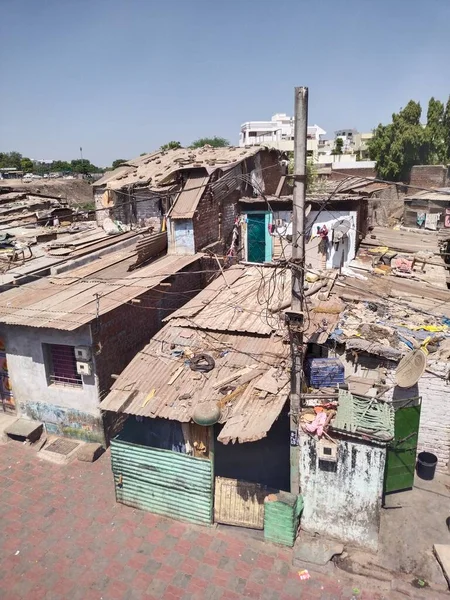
[{"left": 212, "top": 364, "right": 258, "bottom": 390}]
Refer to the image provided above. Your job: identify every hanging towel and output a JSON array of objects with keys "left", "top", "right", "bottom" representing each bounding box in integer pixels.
[
  {"left": 424, "top": 212, "right": 440, "bottom": 230},
  {"left": 416, "top": 212, "right": 426, "bottom": 227}
]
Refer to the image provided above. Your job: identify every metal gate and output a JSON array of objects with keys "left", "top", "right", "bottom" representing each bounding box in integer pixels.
[
  {"left": 384, "top": 397, "right": 422, "bottom": 494},
  {"left": 111, "top": 439, "right": 213, "bottom": 525},
  {"left": 214, "top": 476, "right": 272, "bottom": 529}
]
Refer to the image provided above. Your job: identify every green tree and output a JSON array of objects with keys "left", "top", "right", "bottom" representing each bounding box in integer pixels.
[
  {"left": 20, "top": 157, "right": 34, "bottom": 173},
  {"left": 50, "top": 160, "right": 72, "bottom": 173},
  {"left": 71, "top": 159, "right": 98, "bottom": 175},
  {"left": 160, "top": 141, "right": 182, "bottom": 151},
  {"left": 332, "top": 137, "right": 344, "bottom": 155},
  {"left": 423, "top": 97, "right": 446, "bottom": 164},
  {"left": 111, "top": 159, "right": 128, "bottom": 170},
  {"left": 369, "top": 100, "right": 425, "bottom": 181},
  {"left": 443, "top": 96, "right": 450, "bottom": 162},
  {"left": 190, "top": 136, "right": 229, "bottom": 149},
  {"left": 287, "top": 153, "right": 319, "bottom": 192},
  {"left": 0, "top": 151, "right": 23, "bottom": 170}
]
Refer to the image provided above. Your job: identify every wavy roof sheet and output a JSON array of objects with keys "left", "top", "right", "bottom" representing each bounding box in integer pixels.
[{"left": 100, "top": 324, "right": 289, "bottom": 444}]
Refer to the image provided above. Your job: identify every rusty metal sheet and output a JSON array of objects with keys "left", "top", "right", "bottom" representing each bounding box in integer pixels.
[
  {"left": 100, "top": 323, "right": 289, "bottom": 443},
  {"left": 0, "top": 253, "right": 203, "bottom": 330},
  {"left": 169, "top": 174, "right": 209, "bottom": 219},
  {"left": 167, "top": 265, "right": 291, "bottom": 336}
]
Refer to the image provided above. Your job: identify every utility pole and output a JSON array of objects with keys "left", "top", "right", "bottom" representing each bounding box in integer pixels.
[{"left": 289, "top": 87, "right": 308, "bottom": 495}]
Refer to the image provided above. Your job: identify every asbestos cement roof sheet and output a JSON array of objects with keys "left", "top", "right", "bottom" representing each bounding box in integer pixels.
[
  {"left": 166, "top": 265, "right": 291, "bottom": 336},
  {"left": 99, "top": 323, "right": 289, "bottom": 444},
  {"left": 93, "top": 146, "right": 265, "bottom": 191},
  {"left": 168, "top": 173, "right": 210, "bottom": 219},
  {"left": 0, "top": 253, "right": 203, "bottom": 330}
]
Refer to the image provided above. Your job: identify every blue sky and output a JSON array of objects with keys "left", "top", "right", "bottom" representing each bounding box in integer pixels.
[{"left": 1, "top": 0, "right": 449, "bottom": 167}]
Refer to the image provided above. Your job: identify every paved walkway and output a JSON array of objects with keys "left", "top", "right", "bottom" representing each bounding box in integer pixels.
[{"left": 0, "top": 442, "right": 390, "bottom": 600}]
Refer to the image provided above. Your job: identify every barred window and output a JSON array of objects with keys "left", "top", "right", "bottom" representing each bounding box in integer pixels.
[{"left": 44, "top": 344, "right": 82, "bottom": 388}]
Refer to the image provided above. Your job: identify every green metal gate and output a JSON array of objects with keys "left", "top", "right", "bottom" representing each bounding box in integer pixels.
[
  {"left": 110, "top": 439, "right": 213, "bottom": 525},
  {"left": 384, "top": 397, "right": 421, "bottom": 495}
]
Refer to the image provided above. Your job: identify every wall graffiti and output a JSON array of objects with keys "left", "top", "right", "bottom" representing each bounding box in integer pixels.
[
  {"left": 25, "top": 401, "right": 104, "bottom": 443},
  {"left": 0, "top": 338, "right": 15, "bottom": 413}
]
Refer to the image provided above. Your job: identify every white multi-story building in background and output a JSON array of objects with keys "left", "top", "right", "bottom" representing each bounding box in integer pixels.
[
  {"left": 317, "top": 129, "right": 373, "bottom": 163},
  {"left": 239, "top": 113, "right": 326, "bottom": 159}
]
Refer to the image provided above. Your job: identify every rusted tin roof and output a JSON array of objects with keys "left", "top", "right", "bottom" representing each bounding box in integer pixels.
[
  {"left": 166, "top": 265, "right": 291, "bottom": 336},
  {"left": 0, "top": 253, "right": 203, "bottom": 330},
  {"left": 168, "top": 173, "right": 210, "bottom": 219},
  {"left": 100, "top": 324, "right": 289, "bottom": 444}
]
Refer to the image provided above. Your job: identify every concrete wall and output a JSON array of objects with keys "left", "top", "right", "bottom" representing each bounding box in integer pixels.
[
  {"left": 168, "top": 218, "right": 196, "bottom": 255},
  {"left": 299, "top": 431, "right": 386, "bottom": 551},
  {"left": 305, "top": 210, "right": 358, "bottom": 270},
  {"left": 0, "top": 324, "right": 104, "bottom": 442}
]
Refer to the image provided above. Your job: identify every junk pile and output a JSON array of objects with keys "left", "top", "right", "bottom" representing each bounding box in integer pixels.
[{"left": 330, "top": 300, "right": 450, "bottom": 361}]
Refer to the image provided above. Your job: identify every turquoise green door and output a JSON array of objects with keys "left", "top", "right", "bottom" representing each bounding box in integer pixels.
[
  {"left": 247, "top": 213, "right": 272, "bottom": 263},
  {"left": 247, "top": 213, "right": 266, "bottom": 263},
  {"left": 384, "top": 398, "right": 421, "bottom": 494}
]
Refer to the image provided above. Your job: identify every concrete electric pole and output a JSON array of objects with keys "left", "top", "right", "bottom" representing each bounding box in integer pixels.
[{"left": 289, "top": 86, "right": 308, "bottom": 494}]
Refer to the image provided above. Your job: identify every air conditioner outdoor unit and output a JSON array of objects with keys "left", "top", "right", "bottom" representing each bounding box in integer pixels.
[
  {"left": 75, "top": 346, "right": 91, "bottom": 361},
  {"left": 76, "top": 361, "right": 92, "bottom": 376}
]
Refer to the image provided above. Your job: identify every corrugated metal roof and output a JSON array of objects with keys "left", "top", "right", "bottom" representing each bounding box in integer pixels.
[
  {"left": 100, "top": 324, "right": 289, "bottom": 444},
  {"left": 94, "top": 146, "right": 265, "bottom": 191},
  {"left": 406, "top": 188, "right": 450, "bottom": 202},
  {"left": 166, "top": 265, "right": 291, "bottom": 336},
  {"left": 0, "top": 253, "right": 203, "bottom": 330},
  {"left": 168, "top": 173, "right": 209, "bottom": 219}
]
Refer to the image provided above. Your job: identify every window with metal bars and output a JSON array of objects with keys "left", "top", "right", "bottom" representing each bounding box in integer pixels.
[{"left": 44, "top": 344, "right": 82, "bottom": 388}]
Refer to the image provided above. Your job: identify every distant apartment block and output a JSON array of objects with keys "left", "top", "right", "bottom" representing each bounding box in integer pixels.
[
  {"left": 318, "top": 129, "right": 373, "bottom": 163},
  {"left": 239, "top": 113, "right": 326, "bottom": 159}
]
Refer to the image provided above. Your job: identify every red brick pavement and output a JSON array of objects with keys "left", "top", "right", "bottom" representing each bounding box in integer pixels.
[{"left": 0, "top": 443, "right": 391, "bottom": 600}]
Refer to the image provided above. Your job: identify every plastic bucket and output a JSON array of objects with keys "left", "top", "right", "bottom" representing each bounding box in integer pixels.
[{"left": 416, "top": 451, "right": 437, "bottom": 481}]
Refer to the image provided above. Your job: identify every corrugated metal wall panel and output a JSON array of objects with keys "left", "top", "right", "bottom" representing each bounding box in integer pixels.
[{"left": 110, "top": 439, "right": 213, "bottom": 525}]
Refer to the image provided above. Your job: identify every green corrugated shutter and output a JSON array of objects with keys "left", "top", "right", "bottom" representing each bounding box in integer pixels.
[{"left": 110, "top": 439, "right": 213, "bottom": 525}]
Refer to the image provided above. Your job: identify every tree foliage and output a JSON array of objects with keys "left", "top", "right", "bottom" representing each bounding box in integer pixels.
[
  {"left": 111, "top": 159, "right": 128, "bottom": 170},
  {"left": 70, "top": 159, "right": 99, "bottom": 175},
  {"left": 20, "top": 158, "right": 34, "bottom": 173},
  {"left": 444, "top": 96, "right": 450, "bottom": 163},
  {"left": 160, "top": 141, "right": 182, "bottom": 151},
  {"left": 190, "top": 136, "right": 229, "bottom": 149},
  {"left": 332, "top": 137, "right": 344, "bottom": 155},
  {"left": 0, "top": 151, "right": 23, "bottom": 170},
  {"left": 369, "top": 97, "right": 450, "bottom": 181}
]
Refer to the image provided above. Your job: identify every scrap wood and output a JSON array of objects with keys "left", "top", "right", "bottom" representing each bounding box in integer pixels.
[
  {"left": 142, "top": 388, "right": 156, "bottom": 407},
  {"left": 236, "top": 368, "right": 265, "bottom": 386},
  {"left": 318, "top": 271, "right": 338, "bottom": 301},
  {"left": 168, "top": 365, "right": 184, "bottom": 385},
  {"left": 212, "top": 364, "right": 257, "bottom": 390},
  {"left": 218, "top": 384, "right": 248, "bottom": 408},
  {"left": 254, "top": 367, "right": 288, "bottom": 394}
]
